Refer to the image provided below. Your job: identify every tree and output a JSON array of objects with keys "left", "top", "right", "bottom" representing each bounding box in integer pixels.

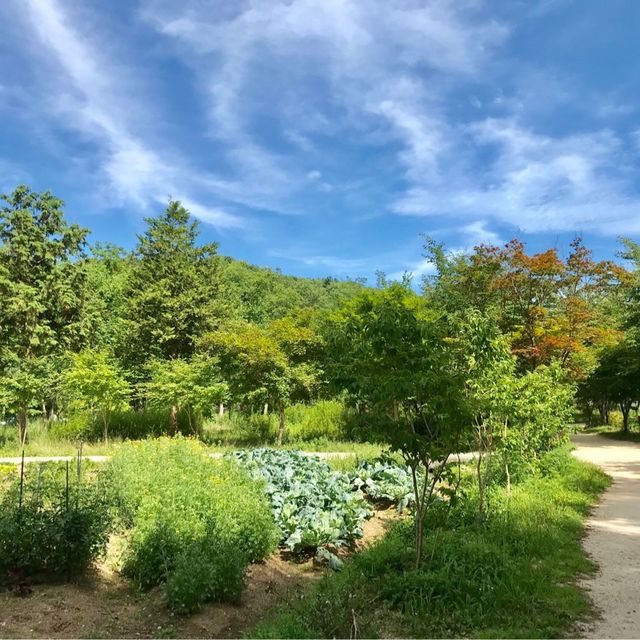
[
  {"left": 0, "top": 185, "right": 88, "bottom": 445},
  {"left": 62, "top": 350, "right": 130, "bottom": 442},
  {"left": 326, "top": 284, "right": 471, "bottom": 567},
  {"left": 581, "top": 340, "right": 640, "bottom": 433},
  {"left": 121, "top": 200, "right": 221, "bottom": 372},
  {"left": 424, "top": 237, "right": 624, "bottom": 379},
  {"left": 83, "top": 243, "right": 132, "bottom": 352},
  {"left": 201, "top": 322, "right": 293, "bottom": 444},
  {"left": 143, "top": 356, "right": 228, "bottom": 433}
]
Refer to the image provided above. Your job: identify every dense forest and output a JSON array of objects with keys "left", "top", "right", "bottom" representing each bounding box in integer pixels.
[{"left": 1, "top": 184, "right": 639, "bottom": 449}]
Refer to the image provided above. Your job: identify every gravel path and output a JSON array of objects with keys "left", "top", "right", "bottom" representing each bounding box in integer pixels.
[{"left": 572, "top": 433, "right": 640, "bottom": 639}]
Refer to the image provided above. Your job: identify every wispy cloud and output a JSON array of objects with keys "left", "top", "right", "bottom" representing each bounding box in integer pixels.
[{"left": 20, "top": 0, "right": 244, "bottom": 229}]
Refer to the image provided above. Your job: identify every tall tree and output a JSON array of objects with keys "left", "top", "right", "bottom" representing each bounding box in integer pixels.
[
  {"left": 424, "top": 237, "right": 624, "bottom": 378},
  {"left": 0, "top": 185, "right": 88, "bottom": 444},
  {"left": 121, "top": 200, "right": 221, "bottom": 374},
  {"left": 326, "top": 284, "right": 471, "bottom": 567}
]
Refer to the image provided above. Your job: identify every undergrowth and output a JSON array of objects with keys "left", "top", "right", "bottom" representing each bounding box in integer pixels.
[{"left": 251, "top": 448, "right": 610, "bottom": 639}]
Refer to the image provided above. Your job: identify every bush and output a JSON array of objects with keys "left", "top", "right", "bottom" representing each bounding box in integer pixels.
[
  {"left": 106, "top": 437, "right": 278, "bottom": 611},
  {"left": 0, "top": 461, "right": 111, "bottom": 585},
  {"left": 285, "top": 401, "right": 348, "bottom": 442},
  {"left": 50, "top": 408, "right": 199, "bottom": 443}
]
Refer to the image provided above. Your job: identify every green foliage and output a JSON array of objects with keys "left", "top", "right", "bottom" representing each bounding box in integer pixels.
[
  {"left": 285, "top": 400, "right": 348, "bottom": 441},
  {"left": 0, "top": 185, "right": 89, "bottom": 443},
  {"left": 49, "top": 407, "right": 197, "bottom": 442},
  {"left": 251, "top": 450, "right": 610, "bottom": 639},
  {"left": 106, "top": 437, "right": 278, "bottom": 611},
  {"left": 326, "top": 283, "right": 473, "bottom": 564},
  {"left": 226, "top": 448, "right": 373, "bottom": 552},
  {"left": 350, "top": 455, "right": 415, "bottom": 511},
  {"left": 143, "top": 356, "right": 228, "bottom": 432},
  {"left": 119, "top": 200, "right": 221, "bottom": 372},
  {"left": 0, "top": 462, "right": 111, "bottom": 584},
  {"left": 62, "top": 350, "right": 130, "bottom": 441},
  {"left": 217, "top": 257, "right": 364, "bottom": 326},
  {"left": 580, "top": 338, "right": 640, "bottom": 432}
]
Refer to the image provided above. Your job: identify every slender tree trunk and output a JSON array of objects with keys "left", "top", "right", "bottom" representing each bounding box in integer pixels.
[
  {"left": 41, "top": 400, "right": 48, "bottom": 426},
  {"left": 598, "top": 401, "right": 610, "bottom": 425},
  {"left": 218, "top": 403, "right": 224, "bottom": 417},
  {"left": 504, "top": 455, "right": 511, "bottom": 493},
  {"left": 621, "top": 400, "right": 631, "bottom": 433},
  {"left": 263, "top": 402, "right": 269, "bottom": 416},
  {"left": 276, "top": 404, "right": 286, "bottom": 445},
  {"left": 18, "top": 407, "right": 28, "bottom": 448},
  {"left": 170, "top": 405, "right": 178, "bottom": 435},
  {"left": 102, "top": 412, "right": 109, "bottom": 443},
  {"left": 476, "top": 449, "right": 485, "bottom": 521}
]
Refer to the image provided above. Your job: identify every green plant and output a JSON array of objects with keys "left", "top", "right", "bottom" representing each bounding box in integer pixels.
[
  {"left": 227, "top": 448, "right": 373, "bottom": 552},
  {"left": 350, "top": 455, "right": 415, "bottom": 511},
  {"left": 106, "top": 437, "right": 278, "bottom": 611},
  {"left": 251, "top": 450, "right": 610, "bottom": 639},
  {"left": 285, "top": 400, "right": 347, "bottom": 442},
  {"left": 0, "top": 461, "right": 111, "bottom": 584}
]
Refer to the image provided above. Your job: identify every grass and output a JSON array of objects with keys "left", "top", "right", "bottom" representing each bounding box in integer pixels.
[
  {"left": 585, "top": 424, "right": 640, "bottom": 443},
  {"left": 250, "top": 448, "right": 610, "bottom": 639},
  {"left": 0, "top": 421, "right": 385, "bottom": 460}
]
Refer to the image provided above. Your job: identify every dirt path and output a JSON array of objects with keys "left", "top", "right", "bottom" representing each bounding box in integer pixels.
[{"left": 571, "top": 433, "right": 640, "bottom": 639}]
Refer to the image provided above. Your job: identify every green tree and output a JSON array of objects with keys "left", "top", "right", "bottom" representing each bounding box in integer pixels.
[
  {"left": 581, "top": 340, "right": 640, "bottom": 433},
  {"left": 326, "top": 284, "right": 471, "bottom": 567},
  {"left": 121, "top": 200, "right": 221, "bottom": 371},
  {"left": 0, "top": 185, "right": 88, "bottom": 444},
  {"left": 143, "top": 356, "right": 228, "bottom": 433},
  {"left": 62, "top": 350, "right": 131, "bottom": 442},
  {"left": 202, "top": 322, "right": 293, "bottom": 444}
]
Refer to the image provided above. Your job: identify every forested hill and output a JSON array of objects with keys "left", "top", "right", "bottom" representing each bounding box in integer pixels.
[{"left": 217, "top": 256, "right": 366, "bottom": 325}]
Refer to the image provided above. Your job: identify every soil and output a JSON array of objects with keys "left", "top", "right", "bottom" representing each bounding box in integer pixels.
[
  {"left": 0, "top": 508, "right": 400, "bottom": 639},
  {"left": 572, "top": 433, "right": 640, "bottom": 639}
]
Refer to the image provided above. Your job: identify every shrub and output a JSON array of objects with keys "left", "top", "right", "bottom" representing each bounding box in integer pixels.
[
  {"left": 0, "top": 461, "right": 111, "bottom": 585},
  {"left": 285, "top": 400, "right": 348, "bottom": 441},
  {"left": 50, "top": 408, "right": 198, "bottom": 443},
  {"left": 106, "top": 437, "right": 278, "bottom": 611}
]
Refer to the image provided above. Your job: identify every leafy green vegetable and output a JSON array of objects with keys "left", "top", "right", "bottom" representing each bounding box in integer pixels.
[
  {"left": 227, "top": 448, "right": 373, "bottom": 552},
  {"left": 350, "top": 455, "right": 415, "bottom": 512}
]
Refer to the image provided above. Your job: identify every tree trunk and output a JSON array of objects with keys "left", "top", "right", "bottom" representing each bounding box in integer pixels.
[
  {"left": 170, "top": 405, "right": 178, "bottom": 435},
  {"left": 476, "top": 450, "right": 485, "bottom": 522},
  {"left": 18, "top": 407, "right": 28, "bottom": 448},
  {"left": 102, "top": 413, "right": 109, "bottom": 443},
  {"left": 263, "top": 402, "right": 269, "bottom": 416},
  {"left": 41, "top": 400, "right": 48, "bottom": 426},
  {"left": 621, "top": 400, "right": 632, "bottom": 433},
  {"left": 598, "top": 401, "right": 610, "bottom": 425},
  {"left": 218, "top": 403, "right": 225, "bottom": 417},
  {"left": 504, "top": 456, "right": 511, "bottom": 493},
  {"left": 276, "top": 404, "right": 286, "bottom": 446}
]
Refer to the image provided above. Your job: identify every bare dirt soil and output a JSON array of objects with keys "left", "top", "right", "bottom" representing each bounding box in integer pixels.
[
  {"left": 572, "top": 433, "right": 640, "bottom": 639},
  {"left": 0, "top": 509, "right": 399, "bottom": 639}
]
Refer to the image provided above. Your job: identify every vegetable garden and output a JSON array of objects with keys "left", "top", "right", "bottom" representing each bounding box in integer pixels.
[{"left": 0, "top": 438, "right": 422, "bottom": 616}]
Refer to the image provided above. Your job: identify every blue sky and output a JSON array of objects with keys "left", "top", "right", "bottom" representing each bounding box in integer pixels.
[{"left": 1, "top": 0, "right": 639, "bottom": 282}]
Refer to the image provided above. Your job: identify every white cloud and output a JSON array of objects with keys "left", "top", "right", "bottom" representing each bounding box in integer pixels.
[
  {"left": 393, "top": 119, "right": 640, "bottom": 235},
  {"left": 20, "top": 0, "right": 244, "bottom": 229},
  {"left": 142, "top": 0, "right": 507, "bottom": 209}
]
